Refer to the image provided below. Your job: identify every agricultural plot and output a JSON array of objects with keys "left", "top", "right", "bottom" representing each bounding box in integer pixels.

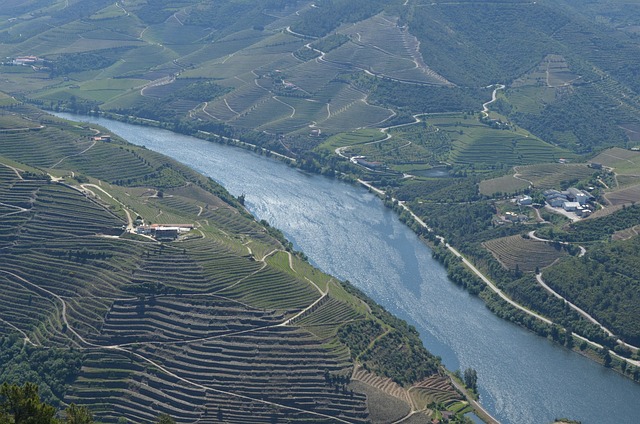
[
  {"left": 483, "top": 235, "right": 569, "bottom": 272},
  {"left": 0, "top": 92, "right": 18, "bottom": 107},
  {"left": 316, "top": 129, "right": 387, "bottom": 153},
  {"left": 505, "top": 85, "right": 556, "bottom": 115},
  {"left": 591, "top": 147, "right": 640, "bottom": 174},
  {"left": 480, "top": 162, "right": 595, "bottom": 195},
  {"left": 433, "top": 117, "right": 571, "bottom": 168},
  {"left": 143, "top": 23, "right": 210, "bottom": 48},
  {"left": 408, "top": 375, "right": 464, "bottom": 412},
  {"left": 0, "top": 125, "right": 95, "bottom": 168},
  {"left": 449, "top": 126, "right": 567, "bottom": 167},
  {"left": 348, "top": 380, "right": 410, "bottom": 423},
  {"left": 319, "top": 99, "right": 393, "bottom": 132},
  {"left": 186, "top": 51, "right": 287, "bottom": 80},
  {"left": 58, "top": 78, "right": 148, "bottom": 104},
  {"left": 208, "top": 82, "right": 271, "bottom": 120},
  {"left": 605, "top": 183, "right": 640, "bottom": 205},
  {"left": 179, "top": 30, "right": 269, "bottom": 67},
  {"left": 612, "top": 225, "right": 640, "bottom": 241},
  {"left": 254, "top": 97, "right": 326, "bottom": 134},
  {"left": 479, "top": 174, "right": 530, "bottom": 196},
  {"left": 620, "top": 123, "right": 640, "bottom": 144},
  {"left": 0, "top": 114, "right": 41, "bottom": 129},
  {"left": 512, "top": 163, "right": 594, "bottom": 189},
  {"left": 234, "top": 97, "right": 300, "bottom": 130},
  {"left": 286, "top": 59, "right": 347, "bottom": 94},
  {"left": 333, "top": 13, "right": 450, "bottom": 85},
  {"left": 97, "top": 45, "right": 177, "bottom": 79},
  {"left": 545, "top": 55, "right": 580, "bottom": 87},
  {"left": 1, "top": 24, "right": 84, "bottom": 57}
]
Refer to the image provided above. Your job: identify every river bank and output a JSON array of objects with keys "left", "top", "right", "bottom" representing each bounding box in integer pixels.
[{"left": 52, "top": 111, "right": 640, "bottom": 424}]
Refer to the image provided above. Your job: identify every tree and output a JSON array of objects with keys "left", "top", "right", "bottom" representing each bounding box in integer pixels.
[
  {"left": 463, "top": 368, "right": 478, "bottom": 392},
  {"left": 65, "top": 404, "right": 93, "bottom": 424},
  {"left": 155, "top": 414, "right": 175, "bottom": 424},
  {"left": 0, "top": 382, "right": 58, "bottom": 424}
]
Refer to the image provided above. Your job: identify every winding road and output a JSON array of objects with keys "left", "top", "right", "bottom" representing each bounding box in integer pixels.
[{"left": 355, "top": 180, "right": 640, "bottom": 369}]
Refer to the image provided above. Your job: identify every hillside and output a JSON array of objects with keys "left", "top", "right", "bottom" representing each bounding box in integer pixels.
[
  {"left": 0, "top": 104, "right": 474, "bottom": 423},
  {"left": 2, "top": 0, "right": 640, "bottom": 384}
]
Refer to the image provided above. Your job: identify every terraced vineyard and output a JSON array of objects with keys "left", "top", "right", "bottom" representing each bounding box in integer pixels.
[
  {"left": 480, "top": 162, "right": 596, "bottom": 195},
  {"left": 606, "top": 184, "right": 640, "bottom": 205},
  {"left": 0, "top": 106, "right": 465, "bottom": 423},
  {"left": 483, "top": 235, "right": 570, "bottom": 273}
]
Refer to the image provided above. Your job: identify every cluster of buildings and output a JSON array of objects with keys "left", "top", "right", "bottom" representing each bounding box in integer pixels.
[
  {"left": 351, "top": 156, "right": 385, "bottom": 170},
  {"left": 9, "top": 55, "right": 40, "bottom": 66},
  {"left": 543, "top": 187, "right": 593, "bottom": 217},
  {"left": 134, "top": 224, "right": 194, "bottom": 240},
  {"left": 4, "top": 56, "right": 47, "bottom": 70},
  {"left": 92, "top": 134, "right": 111, "bottom": 142}
]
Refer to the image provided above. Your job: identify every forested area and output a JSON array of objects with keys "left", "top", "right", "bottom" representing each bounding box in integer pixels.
[
  {"left": 347, "top": 73, "right": 488, "bottom": 114},
  {"left": 404, "top": 3, "right": 569, "bottom": 86},
  {"left": 0, "top": 381, "right": 176, "bottom": 423},
  {"left": 48, "top": 51, "right": 125, "bottom": 77},
  {"left": 0, "top": 336, "right": 81, "bottom": 408},
  {"left": 543, "top": 237, "right": 640, "bottom": 346},
  {"left": 292, "top": 0, "right": 394, "bottom": 37},
  {"left": 540, "top": 204, "right": 640, "bottom": 242},
  {"left": 395, "top": 178, "right": 481, "bottom": 203},
  {"left": 410, "top": 201, "right": 525, "bottom": 247},
  {"left": 338, "top": 283, "right": 441, "bottom": 385},
  {"left": 509, "top": 85, "right": 633, "bottom": 152}
]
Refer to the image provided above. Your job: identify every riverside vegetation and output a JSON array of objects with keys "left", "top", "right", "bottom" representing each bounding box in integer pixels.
[{"left": 1, "top": 0, "right": 640, "bottom": 407}]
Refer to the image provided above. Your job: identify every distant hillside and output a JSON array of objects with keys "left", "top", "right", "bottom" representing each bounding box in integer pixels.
[{"left": 1, "top": 0, "right": 638, "bottom": 159}]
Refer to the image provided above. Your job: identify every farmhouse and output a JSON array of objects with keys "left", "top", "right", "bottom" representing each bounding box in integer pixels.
[
  {"left": 135, "top": 223, "right": 194, "bottom": 240},
  {"left": 562, "top": 201, "right": 580, "bottom": 211},
  {"left": 548, "top": 197, "right": 566, "bottom": 207},
  {"left": 352, "top": 157, "right": 384, "bottom": 170},
  {"left": 516, "top": 194, "right": 532, "bottom": 205},
  {"left": 567, "top": 188, "right": 588, "bottom": 205},
  {"left": 155, "top": 227, "right": 180, "bottom": 240},
  {"left": 12, "top": 55, "right": 38, "bottom": 65},
  {"left": 503, "top": 211, "right": 527, "bottom": 222},
  {"left": 544, "top": 187, "right": 591, "bottom": 208}
]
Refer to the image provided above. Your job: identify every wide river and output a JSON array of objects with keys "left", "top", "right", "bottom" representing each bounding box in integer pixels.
[{"left": 55, "top": 113, "right": 640, "bottom": 424}]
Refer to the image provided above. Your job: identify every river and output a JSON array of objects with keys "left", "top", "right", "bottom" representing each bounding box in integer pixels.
[{"left": 54, "top": 113, "right": 640, "bottom": 424}]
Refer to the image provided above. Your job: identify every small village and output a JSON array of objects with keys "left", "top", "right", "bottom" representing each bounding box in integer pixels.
[{"left": 498, "top": 185, "right": 596, "bottom": 225}]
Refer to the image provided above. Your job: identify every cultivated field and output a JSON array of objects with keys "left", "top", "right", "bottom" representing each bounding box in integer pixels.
[
  {"left": 479, "top": 174, "right": 530, "bottom": 196},
  {"left": 423, "top": 114, "right": 572, "bottom": 168},
  {"left": 606, "top": 184, "right": 640, "bottom": 205},
  {"left": 483, "top": 235, "right": 569, "bottom": 272},
  {"left": 512, "top": 163, "right": 594, "bottom": 189}
]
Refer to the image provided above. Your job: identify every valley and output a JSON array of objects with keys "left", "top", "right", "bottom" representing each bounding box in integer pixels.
[{"left": 2, "top": 0, "right": 640, "bottom": 422}]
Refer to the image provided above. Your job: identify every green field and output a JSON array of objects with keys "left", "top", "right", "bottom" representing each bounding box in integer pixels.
[
  {"left": 483, "top": 235, "right": 569, "bottom": 273},
  {"left": 422, "top": 113, "right": 573, "bottom": 169}
]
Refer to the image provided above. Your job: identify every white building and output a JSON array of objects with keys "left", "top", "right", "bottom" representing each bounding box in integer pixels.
[{"left": 563, "top": 201, "right": 580, "bottom": 211}]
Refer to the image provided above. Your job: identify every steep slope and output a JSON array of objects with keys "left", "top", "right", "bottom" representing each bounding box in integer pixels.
[{"left": 0, "top": 103, "right": 465, "bottom": 423}]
